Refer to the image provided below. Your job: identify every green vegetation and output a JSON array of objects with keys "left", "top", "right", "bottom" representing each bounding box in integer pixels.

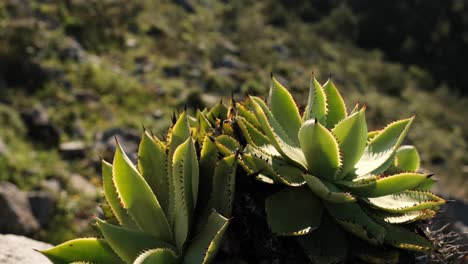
[
  {"left": 41, "top": 74, "right": 444, "bottom": 263},
  {"left": 236, "top": 76, "right": 443, "bottom": 262},
  {"left": 41, "top": 119, "right": 235, "bottom": 263},
  {"left": 0, "top": 0, "right": 466, "bottom": 246}
]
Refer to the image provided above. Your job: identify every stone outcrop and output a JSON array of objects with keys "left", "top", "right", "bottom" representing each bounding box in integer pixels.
[{"left": 0, "top": 234, "right": 52, "bottom": 264}]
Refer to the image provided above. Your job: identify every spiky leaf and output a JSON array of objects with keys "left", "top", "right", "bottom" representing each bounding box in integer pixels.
[
  {"left": 354, "top": 117, "right": 414, "bottom": 177},
  {"left": 299, "top": 119, "right": 341, "bottom": 179},
  {"left": 138, "top": 131, "right": 170, "bottom": 214},
  {"left": 167, "top": 112, "right": 191, "bottom": 225},
  {"left": 237, "top": 102, "right": 261, "bottom": 129},
  {"left": 237, "top": 116, "right": 270, "bottom": 147},
  {"left": 96, "top": 219, "right": 175, "bottom": 263},
  {"left": 212, "top": 154, "right": 237, "bottom": 218},
  {"left": 134, "top": 248, "right": 179, "bottom": 264},
  {"left": 250, "top": 96, "right": 307, "bottom": 167},
  {"left": 337, "top": 173, "right": 430, "bottom": 197},
  {"left": 268, "top": 76, "right": 302, "bottom": 145},
  {"left": 265, "top": 187, "right": 323, "bottom": 236},
  {"left": 40, "top": 238, "right": 123, "bottom": 264},
  {"left": 184, "top": 211, "right": 229, "bottom": 264},
  {"left": 303, "top": 174, "right": 356, "bottom": 203},
  {"left": 325, "top": 202, "right": 385, "bottom": 245},
  {"left": 215, "top": 135, "right": 240, "bottom": 156},
  {"left": 394, "top": 145, "right": 420, "bottom": 172},
  {"left": 198, "top": 136, "right": 218, "bottom": 209},
  {"left": 332, "top": 108, "right": 367, "bottom": 178},
  {"left": 382, "top": 222, "right": 433, "bottom": 252},
  {"left": 372, "top": 210, "right": 436, "bottom": 224},
  {"left": 323, "top": 79, "right": 347, "bottom": 128},
  {"left": 172, "top": 138, "right": 199, "bottom": 251},
  {"left": 364, "top": 190, "right": 445, "bottom": 213},
  {"left": 102, "top": 160, "right": 137, "bottom": 229},
  {"left": 303, "top": 77, "right": 327, "bottom": 124},
  {"left": 242, "top": 145, "right": 305, "bottom": 186},
  {"left": 113, "top": 143, "right": 173, "bottom": 243}
]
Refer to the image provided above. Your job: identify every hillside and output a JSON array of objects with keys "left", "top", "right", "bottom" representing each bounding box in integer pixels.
[{"left": 0, "top": 0, "right": 466, "bottom": 244}]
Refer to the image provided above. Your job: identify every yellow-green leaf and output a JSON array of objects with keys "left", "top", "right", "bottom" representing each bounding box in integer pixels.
[
  {"left": 184, "top": 211, "right": 229, "bottom": 264},
  {"left": 113, "top": 143, "right": 173, "bottom": 243},
  {"left": 394, "top": 145, "right": 420, "bottom": 172},
  {"left": 138, "top": 131, "right": 170, "bottom": 214},
  {"left": 96, "top": 219, "right": 175, "bottom": 263},
  {"left": 134, "top": 248, "right": 179, "bottom": 264},
  {"left": 355, "top": 117, "right": 414, "bottom": 177},
  {"left": 268, "top": 76, "right": 302, "bottom": 145},
  {"left": 323, "top": 79, "right": 347, "bottom": 128},
  {"left": 172, "top": 138, "right": 199, "bottom": 251},
  {"left": 303, "top": 174, "right": 356, "bottom": 203},
  {"left": 303, "top": 77, "right": 327, "bottom": 124},
  {"left": 40, "top": 238, "right": 123, "bottom": 264},
  {"left": 167, "top": 112, "right": 191, "bottom": 225},
  {"left": 250, "top": 96, "right": 307, "bottom": 168},
  {"left": 337, "top": 173, "right": 430, "bottom": 197},
  {"left": 299, "top": 119, "right": 341, "bottom": 179},
  {"left": 102, "top": 160, "right": 137, "bottom": 229},
  {"left": 332, "top": 107, "right": 367, "bottom": 178},
  {"left": 364, "top": 190, "right": 445, "bottom": 213}
]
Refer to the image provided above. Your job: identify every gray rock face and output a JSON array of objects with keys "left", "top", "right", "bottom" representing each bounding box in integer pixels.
[
  {"left": 68, "top": 174, "right": 98, "bottom": 198},
  {"left": 0, "top": 182, "right": 39, "bottom": 235},
  {"left": 28, "top": 191, "right": 56, "bottom": 228},
  {"left": 0, "top": 234, "right": 52, "bottom": 264}
]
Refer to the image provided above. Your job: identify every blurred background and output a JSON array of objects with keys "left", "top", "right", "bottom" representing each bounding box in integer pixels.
[{"left": 0, "top": 0, "right": 467, "bottom": 245}]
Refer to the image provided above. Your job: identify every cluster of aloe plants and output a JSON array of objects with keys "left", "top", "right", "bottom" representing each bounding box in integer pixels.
[
  {"left": 233, "top": 76, "right": 445, "bottom": 263},
  {"left": 41, "top": 109, "right": 237, "bottom": 264},
  {"left": 41, "top": 73, "right": 444, "bottom": 264}
]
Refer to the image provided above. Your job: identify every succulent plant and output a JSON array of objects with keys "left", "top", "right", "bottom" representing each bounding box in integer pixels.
[
  {"left": 235, "top": 75, "right": 445, "bottom": 263},
  {"left": 41, "top": 112, "right": 237, "bottom": 264}
]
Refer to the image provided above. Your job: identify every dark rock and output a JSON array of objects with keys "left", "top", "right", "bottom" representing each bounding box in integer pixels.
[
  {"left": 214, "top": 54, "right": 248, "bottom": 70},
  {"left": 173, "top": 0, "right": 195, "bottom": 13},
  {"left": 58, "top": 37, "right": 86, "bottom": 62},
  {"left": 0, "top": 234, "right": 51, "bottom": 264},
  {"left": 59, "top": 141, "right": 86, "bottom": 160},
  {"left": 20, "top": 106, "right": 60, "bottom": 148},
  {"left": 95, "top": 128, "right": 140, "bottom": 163},
  {"left": 28, "top": 191, "right": 56, "bottom": 228},
  {"left": 134, "top": 56, "right": 154, "bottom": 75},
  {"left": 163, "top": 65, "right": 183, "bottom": 77},
  {"left": 68, "top": 174, "right": 98, "bottom": 198},
  {"left": 74, "top": 90, "right": 99, "bottom": 103},
  {"left": 0, "top": 182, "right": 40, "bottom": 235}
]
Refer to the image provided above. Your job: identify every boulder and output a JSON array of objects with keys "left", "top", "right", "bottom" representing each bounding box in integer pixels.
[
  {"left": 20, "top": 106, "right": 60, "bottom": 148},
  {"left": 95, "top": 128, "right": 140, "bottom": 163},
  {"left": 59, "top": 140, "right": 86, "bottom": 160},
  {"left": 0, "top": 182, "right": 39, "bottom": 235},
  {"left": 28, "top": 191, "right": 56, "bottom": 228},
  {"left": 68, "top": 174, "right": 98, "bottom": 198},
  {"left": 0, "top": 234, "right": 52, "bottom": 264}
]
